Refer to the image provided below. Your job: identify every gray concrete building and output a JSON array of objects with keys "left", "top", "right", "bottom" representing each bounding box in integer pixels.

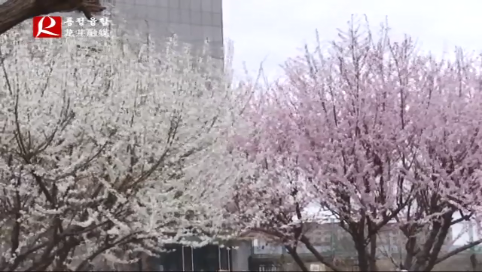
[{"left": 103, "top": 0, "right": 224, "bottom": 59}]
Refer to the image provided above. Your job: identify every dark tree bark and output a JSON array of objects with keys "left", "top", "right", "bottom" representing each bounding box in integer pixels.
[
  {"left": 0, "top": 0, "right": 105, "bottom": 35},
  {"left": 470, "top": 254, "right": 477, "bottom": 272},
  {"left": 285, "top": 245, "right": 309, "bottom": 272}
]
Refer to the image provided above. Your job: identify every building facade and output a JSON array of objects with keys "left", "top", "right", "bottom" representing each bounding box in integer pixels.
[
  {"left": 102, "top": 0, "right": 224, "bottom": 59},
  {"left": 0, "top": 0, "right": 224, "bottom": 58},
  {"left": 143, "top": 244, "right": 232, "bottom": 271},
  {"left": 248, "top": 222, "right": 455, "bottom": 271},
  {"left": 137, "top": 241, "right": 251, "bottom": 271}
]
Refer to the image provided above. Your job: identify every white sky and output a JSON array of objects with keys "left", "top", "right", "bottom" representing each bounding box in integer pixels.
[
  {"left": 224, "top": 0, "right": 482, "bottom": 80},
  {"left": 223, "top": 0, "right": 482, "bottom": 247}
]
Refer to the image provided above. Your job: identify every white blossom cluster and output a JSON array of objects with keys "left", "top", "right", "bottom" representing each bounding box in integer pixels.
[{"left": 0, "top": 21, "right": 252, "bottom": 270}]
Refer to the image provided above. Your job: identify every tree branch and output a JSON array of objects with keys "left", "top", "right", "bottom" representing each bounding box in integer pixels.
[{"left": 435, "top": 239, "right": 482, "bottom": 265}]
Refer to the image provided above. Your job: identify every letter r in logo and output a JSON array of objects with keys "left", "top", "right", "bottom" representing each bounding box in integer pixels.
[{"left": 33, "top": 16, "right": 62, "bottom": 38}]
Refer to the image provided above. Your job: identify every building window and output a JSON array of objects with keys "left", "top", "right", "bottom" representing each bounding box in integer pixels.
[
  {"left": 193, "top": 245, "right": 217, "bottom": 271},
  {"left": 259, "top": 264, "right": 280, "bottom": 271},
  {"left": 157, "top": 243, "right": 232, "bottom": 271},
  {"left": 183, "top": 246, "right": 193, "bottom": 271},
  {"left": 219, "top": 246, "right": 231, "bottom": 270}
]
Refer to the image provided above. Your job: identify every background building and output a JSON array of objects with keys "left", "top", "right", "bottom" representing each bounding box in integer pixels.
[
  {"left": 7, "top": 0, "right": 225, "bottom": 60},
  {"left": 139, "top": 241, "right": 252, "bottom": 271},
  {"left": 102, "top": 0, "right": 224, "bottom": 59},
  {"left": 248, "top": 222, "right": 456, "bottom": 271}
]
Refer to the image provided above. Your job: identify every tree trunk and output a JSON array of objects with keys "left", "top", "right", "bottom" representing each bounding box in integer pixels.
[
  {"left": 0, "top": 0, "right": 105, "bottom": 35},
  {"left": 285, "top": 245, "right": 309, "bottom": 272},
  {"left": 300, "top": 235, "right": 341, "bottom": 272},
  {"left": 471, "top": 254, "right": 477, "bottom": 272},
  {"left": 368, "top": 236, "right": 378, "bottom": 271}
]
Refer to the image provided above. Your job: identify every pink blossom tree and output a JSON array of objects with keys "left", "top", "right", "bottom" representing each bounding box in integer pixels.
[{"left": 232, "top": 19, "right": 482, "bottom": 272}]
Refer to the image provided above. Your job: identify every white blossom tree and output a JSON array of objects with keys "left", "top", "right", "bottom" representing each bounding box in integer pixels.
[
  {"left": 231, "top": 19, "right": 482, "bottom": 272},
  {"left": 0, "top": 22, "right": 250, "bottom": 271}
]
